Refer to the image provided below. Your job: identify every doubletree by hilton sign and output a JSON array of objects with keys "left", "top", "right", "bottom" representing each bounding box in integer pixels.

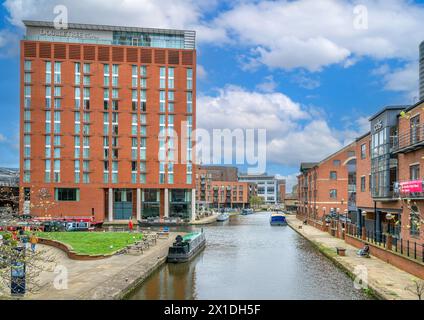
[{"left": 39, "top": 28, "right": 100, "bottom": 40}]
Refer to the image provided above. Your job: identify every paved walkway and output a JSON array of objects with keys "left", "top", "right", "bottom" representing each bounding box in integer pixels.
[
  {"left": 21, "top": 232, "right": 179, "bottom": 300},
  {"left": 286, "top": 215, "right": 420, "bottom": 300}
]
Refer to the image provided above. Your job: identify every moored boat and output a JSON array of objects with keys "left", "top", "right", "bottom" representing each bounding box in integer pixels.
[
  {"left": 167, "top": 231, "right": 206, "bottom": 263},
  {"left": 216, "top": 213, "right": 229, "bottom": 222},
  {"left": 270, "top": 213, "right": 287, "bottom": 226},
  {"left": 241, "top": 208, "right": 254, "bottom": 215}
]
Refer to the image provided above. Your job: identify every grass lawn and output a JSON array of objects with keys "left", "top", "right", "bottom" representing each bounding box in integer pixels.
[{"left": 36, "top": 232, "right": 143, "bottom": 255}]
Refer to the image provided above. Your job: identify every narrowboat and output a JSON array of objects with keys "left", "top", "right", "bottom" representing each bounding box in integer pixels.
[
  {"left": 167, "top": 231, "right": 206, "bottom": 263},
  {"left": 216, "top": 213, "right": 229, "bottom": 222},
  {"left": 270, "top": 213, "right": 287, "bottom": 226}
]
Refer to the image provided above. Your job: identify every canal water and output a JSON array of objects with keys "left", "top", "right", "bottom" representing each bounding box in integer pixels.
[{"left": 128, "top": 212, "right": 370, "bottom": 300}]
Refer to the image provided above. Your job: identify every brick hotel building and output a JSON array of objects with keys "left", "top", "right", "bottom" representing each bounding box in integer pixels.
[{"left": 19, "top": 21, "right": 197, "bottom": 222}]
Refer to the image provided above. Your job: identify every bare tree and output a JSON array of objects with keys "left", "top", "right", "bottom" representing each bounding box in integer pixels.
[{"left": 405, "top": 279, "right": 424, "bottom": 300}]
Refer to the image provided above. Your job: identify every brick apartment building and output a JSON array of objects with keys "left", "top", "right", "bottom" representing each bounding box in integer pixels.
[
  {"left": 298, "top": 104, "right": 424, "bottom": 247},
  {"left": 298, "top": 143, "right": 357, "bottom": 221},
  {"left": 19, "top": 20, "right": 197, "bottom": 222},
  {"left": 195, "top": 166, "right": 257, "bottom": 209}
]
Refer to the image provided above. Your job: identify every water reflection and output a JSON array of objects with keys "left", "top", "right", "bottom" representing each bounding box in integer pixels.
[{"left": 128, "top": 213, "right": 371, "bottom": 300}]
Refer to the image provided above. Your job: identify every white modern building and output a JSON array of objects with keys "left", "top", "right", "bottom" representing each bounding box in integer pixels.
[{"left": 238, "top": 174, "right": 283, "bottom": 204}]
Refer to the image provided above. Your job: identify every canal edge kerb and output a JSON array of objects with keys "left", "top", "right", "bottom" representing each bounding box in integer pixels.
[{"left": 286, "top": 220, "right": 382, "bottom": 300}]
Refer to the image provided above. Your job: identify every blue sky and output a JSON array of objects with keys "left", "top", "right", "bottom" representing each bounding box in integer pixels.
[{"left": 1, "top": 0, "right": 424, "bottom": 189}]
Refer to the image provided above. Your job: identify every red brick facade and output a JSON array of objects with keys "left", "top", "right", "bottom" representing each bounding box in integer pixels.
[{"left": 19, "top": 27, "right": 196, "bottom": 222}]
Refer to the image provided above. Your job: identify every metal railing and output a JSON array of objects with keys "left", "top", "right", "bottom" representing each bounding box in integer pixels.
[
  {"left": 392, "top": 124, "right": 424, "bottom": 153},
  {"left": 346, "top": 224, "right": 424, "bottom": 264}
]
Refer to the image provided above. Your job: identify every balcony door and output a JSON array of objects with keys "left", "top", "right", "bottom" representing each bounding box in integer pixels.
[{"left": 410, "top": 115, "right": 420, "bottom": 145}]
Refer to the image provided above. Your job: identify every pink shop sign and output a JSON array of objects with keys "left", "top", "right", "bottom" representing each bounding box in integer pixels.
[{"left": 400, "top": 180, "right": 423, "bottom": 193}]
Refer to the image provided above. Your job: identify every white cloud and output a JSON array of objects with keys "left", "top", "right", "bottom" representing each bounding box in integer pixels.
[
  {"left": 256, "top": 75, "right": 277, "bottom": 93},
  {"left": 276, "top": 173, "right": 298, "bottom": 193},
  {"left": 0, "top": 134, "right": 7, "bottom": 143},
  {"left": 213, "top": 0, "right": 424, "bottom": 71},
  {"left": 291, "top": 72, "right": 320, "bottom": 90},
  {"left": 197, "top": 85, "right": 366, "bottom": 168}
]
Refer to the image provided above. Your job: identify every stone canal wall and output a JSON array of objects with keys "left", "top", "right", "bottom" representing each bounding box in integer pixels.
[{"left": 286, "top": 215, "right": 420, "bottom": 300}]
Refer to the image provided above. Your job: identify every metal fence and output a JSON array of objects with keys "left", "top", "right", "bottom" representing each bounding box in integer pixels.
[{"left": 346, "top": 223, "right": 424, "bottom": 264}]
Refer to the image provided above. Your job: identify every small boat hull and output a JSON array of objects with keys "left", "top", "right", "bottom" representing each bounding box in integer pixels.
[{"left": 216, "top": 213, "right": 229, "bottom": 222}]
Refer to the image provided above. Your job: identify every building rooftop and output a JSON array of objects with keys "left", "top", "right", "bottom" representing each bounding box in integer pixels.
[
  {"left": 299, "top": 163, "right": 318, "bottom": 173},
  {"left": 23, "top": 20, "right": 196, "bottom": 50},
  {"left": 369, "top": 105, "right": 408, "bottom": 121}
]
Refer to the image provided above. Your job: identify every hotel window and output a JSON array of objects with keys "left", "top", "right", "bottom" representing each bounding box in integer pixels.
[
  {"left": 75, "top": 112, "right": 81, "bottom": 134},
  {"left": 168, "top": 91, "right": 174, "bottom": 102},
  {"left": 131, "top": 90, "right": 138, "bottom": 111},
  {"left": 112, "top": 161, "right": 118, "bottom": 183},
  {"left": 168, "top": 163, "right": 174, "bottom": 184},
  {"left": 103, "top": 161, "right": 109, "bottom": 183},
  {"left": 54, "top": 135, "right": 61, "bottom": 147},
  {"left": 54, "top": 98, "right": 61, "bottom": 109},
  {"left": 168, "top": 115, "right": 174, "bottom": 127},
  {"left": 140, "top": 66, "right": 147, "bottom": 77},
  {"left": 75, "top": 160, "right": 80, "bottom": 183},
  {"left": 140, "top": 125, "right": 146, "bottom": 136},
  {"left": 187, "top": 162, "right": 193, "bottom": 184},
  {"left": 168, "top": 101, "right": 174, "bottom": 113},
  {"left": 112, "top": 64, "right": 119, "bottom": 87},
  {"left": 83, "top": 87, "right": 90, "bottom": 110},
  {"left": 55, "top": 188, "right": 80, "bottom": 202},
  {"left": 333, "top": 160, "right": 341, "bottom": 166},
  {"left": 131, "top": 114, "right": 138, "bottom": 136},
  {"left": 83, "top": 63, "right": 90, "bottom": 74},
  {"left": 140, "top": 78, "right": 146, "bottom": 89},
  {"left": 131, "top": 161, "right": 137, "bottom": 184},
  {"left": 74, "top": 136, "right": 80, "bottom": 158},
  {"left": 330, "top": 171, "right": 337, "bottom": 180},
  {"left": 103, "top": 112, "right": 109, "bottom": 135},
  {"left": 104, "top": 64, "right": 110, "bottom": 86},
  {"left": 159, "top": 90, "right": 166, "bottom": 113},
  {"left": 45, "top": 136, "right": 51, "bottom": 158},
  {"left": 140, "top": 89, "right": 146, "bottom": 112},
  {"left": 44, "top": 160, "right": 51, "bottom": 182},
  {"left": 24, "top": 60, "right": 32, "bottom": 72},
  {"left": 132, "top": 65, "right": 138, "bottom": 87},
  {"left": 112, "top": 88, "right": 119, "bottom": 99},
  {"left": 53, "top": 160, "right": 60, "bottom": 182},
  {"left": 54, "top": 62, "right": 61, "bottom": 84},
  {"left": 330, "top": 189, "right": 337, "bottom": 199},
  {"left": 83, "top": 75, "right": 90, "bottom": 86},
  {"left": 103, "top": 88, "right": 109, "bottom": 110},
  {"left": 24, "top": 72, "right": 31, "bottom": 83},
  {"left": 53, "top": 148, "right": 60, "bottom": 159},
  {"left": 410, "top": 164, "right": 420, "bottom": 180},
  {"left": 45, "top": 61, "right": 51, "bottom": 84},
  {"left": 75, "top": 87, "right": 81, "bottom": 109},
  {"left": 24, "top": 122, "right": 31, "bottom": 134},
  {"left": 361, "top": 143, "right": 366, "bottom": 159},
  {"left": 83, "top": 173, "right": 90, "bottom": 184},
  {"left": 140, "top": 114, "right": 146, "bottom": 125},
  {"left": 83, "top": 137, "right": 90, "bottom": 159},
  {"left": 53, "top": 86, "right": 60, "bottom": 97},
  {"left": 159, "top": 67, "right": 166, "bottom": 89},
  {"left": 159, "top": 162, "right": 165, "bottom": 184},
  {"left": 361, "top": 176, "right": 366, "bottom": 192},
  {"left": 24, "top": 110, "right": 31, "bottom": 121},
  {"left": 24, "top": 135, "right": 31, "bottom": 158},
  {"left": 75, "top": 62, "right": 81, "bottom": 85},
  {"left": 187, "top": 92, "right": 192, "bottom": 113},
  {"left": 54, "top": 111, "right": 61, "bottom": 134},
  {"left": 159, "top": 115, "right": 166, "bottom": 130},
  {"left": 24, "top": 84, "right": 31, "bottom": 109},
  {"left": 410, "top": 115, "right": 420, "bottom": 145},
  {"left": 131, "top": 137, "right": 138, "bottom": 160},
  {"left": 23, "top": 159, "right": 31, "bottom": 182},
  {"left": 168, "top": 67, "right": 174, "bottom": 89},
  {"left": 187, "top": 68, "right": 193, "bottom": 90}
]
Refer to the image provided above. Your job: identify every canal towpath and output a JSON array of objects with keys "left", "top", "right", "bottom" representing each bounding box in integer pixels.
[
  {"left": 286, "top": 215, "right": 420, "bottom": 300},
  {"left": 21, "top": 232, "right": 180, "bottom": 300}
]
